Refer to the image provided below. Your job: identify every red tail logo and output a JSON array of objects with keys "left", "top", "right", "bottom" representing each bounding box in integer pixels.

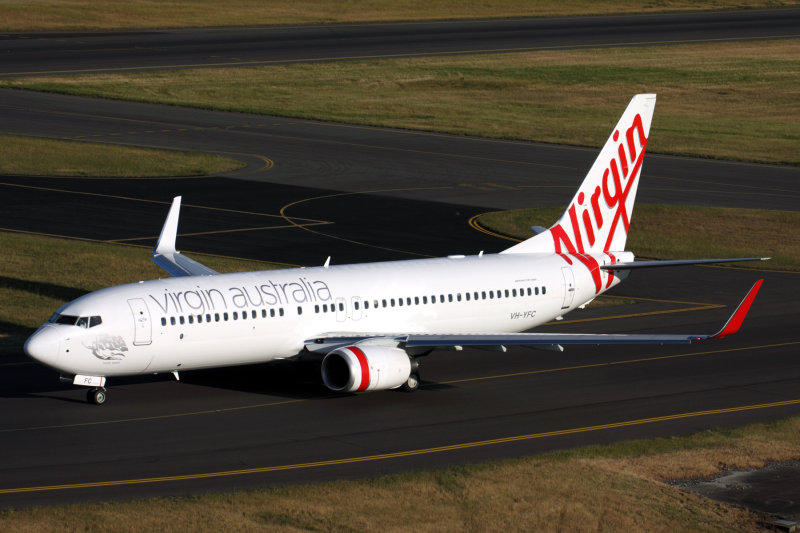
[{"left": 550, "top": 113, "right": 648, "bottom": 292}]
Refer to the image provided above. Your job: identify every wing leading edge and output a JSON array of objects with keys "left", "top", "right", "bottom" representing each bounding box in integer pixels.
[
  {"left": 151, "top": 196, "right": 218, "bottom": 277},
  {"left": 305, "top": 280, "right": 763, "bottom": 351}
]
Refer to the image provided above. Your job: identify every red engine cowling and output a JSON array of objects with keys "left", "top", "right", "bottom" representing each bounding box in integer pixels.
[{"left": 321, "top": 345, "right": 411, "bottom": 392}]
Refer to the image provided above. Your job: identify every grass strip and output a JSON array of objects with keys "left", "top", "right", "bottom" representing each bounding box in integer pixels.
[
  {"left": 0, "top": 416, "right": 797, "bottom": 531},
  {"left": 5, "top": 39, "right": 799, "bottom": 164},
  {"left": 478, "top": 205, "right": 800, "bottom": 271},
  {"left": 0, "top": 134, "right": 244, "bottom": 177},
  {"left": 0, "top": 1, "right": 794, "bottom": 31}
]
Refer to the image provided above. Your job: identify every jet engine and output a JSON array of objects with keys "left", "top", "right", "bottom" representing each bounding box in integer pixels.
[{"left": 321, "top": 345, "right": 412, "bottom": 392}]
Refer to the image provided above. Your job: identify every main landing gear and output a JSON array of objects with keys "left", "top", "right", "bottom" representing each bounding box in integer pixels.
[
  {"left": 87, "top": 387, "right": 107, "bottom": 405},
  {"left": 400, "top": 357, "right": 422, "bottom": 392},
  {"left": 401, "top": 372, "right": 420, "bottom": 392}
]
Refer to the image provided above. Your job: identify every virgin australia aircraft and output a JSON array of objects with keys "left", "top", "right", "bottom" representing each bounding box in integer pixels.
[{"left": 25, "top": 94, "right": 766, "bottom": 404}]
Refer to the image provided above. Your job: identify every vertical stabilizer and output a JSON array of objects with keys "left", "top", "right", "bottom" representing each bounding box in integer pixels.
[{"left": 502, "top": 94, "right": 656, "bottom": 255}]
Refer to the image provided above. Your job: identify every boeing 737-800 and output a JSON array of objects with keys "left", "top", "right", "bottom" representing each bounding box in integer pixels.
[{"left": 24, "top": 94, "right": 766, "bottom": 404}]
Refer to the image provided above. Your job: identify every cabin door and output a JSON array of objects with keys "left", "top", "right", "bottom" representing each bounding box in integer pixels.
[{"left": 128, "top": 298, "right": 152, "bottom": 345}]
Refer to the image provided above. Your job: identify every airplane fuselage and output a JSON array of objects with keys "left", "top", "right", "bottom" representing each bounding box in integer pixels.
[{"left": 26, "top": 251, "right": 628, "bottom": 379}]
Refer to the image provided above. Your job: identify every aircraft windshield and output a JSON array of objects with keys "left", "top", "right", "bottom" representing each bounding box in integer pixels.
[{"left": 49, "top": 313, "right": 102, "bottom": 328}]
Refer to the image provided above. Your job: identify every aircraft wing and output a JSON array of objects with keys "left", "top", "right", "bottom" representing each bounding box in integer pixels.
[
  {"left": 305, "top": 279, "right": 762, "bottom": 352},
  {"left": 151, "top": 196, "right": 219, "bottom": 277}
]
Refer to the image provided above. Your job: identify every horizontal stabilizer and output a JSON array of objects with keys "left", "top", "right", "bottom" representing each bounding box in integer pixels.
[{"left": 600, "top": 257, "right": 770, "bottom": 270}]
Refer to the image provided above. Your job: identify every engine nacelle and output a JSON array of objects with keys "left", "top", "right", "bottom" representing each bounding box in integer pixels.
[{"left": 321, "top": 345, "right": 411, "bottom": 392}]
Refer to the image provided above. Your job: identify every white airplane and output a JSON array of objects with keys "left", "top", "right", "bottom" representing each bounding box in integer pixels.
[{"left": 25, "top": 94, "right": 766, "bottom": 405}]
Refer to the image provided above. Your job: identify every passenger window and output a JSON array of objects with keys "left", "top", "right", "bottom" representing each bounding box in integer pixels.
[
  {"left": 489, "top": 291, "right": 494, "bottom": 299},
  {"left": 527, "top": 288, "right": 532, "bottom": 296},
  {"left": 365, "top": 301, "right": 370, "bottom": 309},
  {"left": 354, "top": 301, "right": 360, "bottom": 310},
  {"left": 414, "top": 297, "right": 419, "bottom": 305},
  {"left": 262, "top": 309, "right": 267, "bottom": 318},
  {"left": 223, "top": 313, "right": 229, "bottom": 321},
  {"left": 505, "top": 290, "right": 510, "bottom": 297},
  {"left": 171, "top": 317, "right": 177, "bottom": 325},
  {"left": 207, "top": 314, "right": 212, "bottom": 322},
  {"left": 542, "top": 286, "right": 547, "bottom": 295},
  {"left": 440, "top": 295, "right": 445, "bottom": 303},
  {"left": 279, "top": 308, "right": 285, "bottom": 316},
  {"left": 398, "top": 298, "right": 403, "bottom": 307},
  {"left": 197, "top": 315, "right": 203, "bottom": 323},
  {"left": 252, "top": 310, "right": 257, "bottom": 319},
  {"left": 161, "top": 317, "right": 167, "bottom": 326},
  {"left": 406, "top": 297, "right": 411, "bottom": 305},
  {"left": 482, "top": 291, "right": 486, "bottom": 299},
  {"left": 242, "top": 311, "right": 247, "bottom": 320},
  {"left": 535, "top": 287, "right": 539, "bottom": 295},
  {"left": 338, "top": 303, "right": 344, "bottom": 311},
  {"left": 448, "top": 294, "right": 453, "bottom": 302},
  {"left": 188, "top": 315, "right": 194, "bottom": 324},
  {"left": 315, "top": 305, "right": 320, "bottom": 313},
  {"left": 465, "top": 293, "right": 470, "bottom": 301},
  {"left": 456, "top": 294, "right": 461, "bottom": 302},
  {"left": 297, "top": 306, "right": 303, "bottom": 315},
  {"left": 423, "top": 296, "right": 428, "bottom": 304},
  {"left": 180, "top": 316, "right": 185, "bottom": 325},
  {"left": 215, "top": 313, "right": 220, "bottom": 322}
]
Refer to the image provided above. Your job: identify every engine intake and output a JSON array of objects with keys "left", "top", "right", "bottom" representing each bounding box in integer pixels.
[{"left": 321, "top": 345, "right": 411, "bottom": 392}]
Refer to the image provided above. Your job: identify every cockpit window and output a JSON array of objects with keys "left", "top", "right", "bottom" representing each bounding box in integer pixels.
[
  {"left": 49, "top": 314, "right": 103, "bottom": 328},
  {"left": 51, "top": 314, "right": 79, "bottom": 325}
]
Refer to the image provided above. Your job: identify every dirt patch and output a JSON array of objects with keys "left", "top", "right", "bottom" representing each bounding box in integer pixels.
[{"left": 672, "top": 461, "right": 800, "bottom": 522}]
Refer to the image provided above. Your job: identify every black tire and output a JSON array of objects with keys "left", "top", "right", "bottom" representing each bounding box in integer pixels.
[{"left": 88, "top": 388, "right": 107, "bottom": 405}]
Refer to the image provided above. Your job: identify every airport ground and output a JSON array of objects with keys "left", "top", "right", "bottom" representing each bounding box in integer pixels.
[{"left": 0, "top": 5, "right": 798, "bottom": 530}]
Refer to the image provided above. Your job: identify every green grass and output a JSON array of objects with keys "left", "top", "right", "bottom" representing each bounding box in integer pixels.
[
  {"left": 1, "top": 416, "right": 798, "bottom": 531},
  {"left": 0, "top": 0, "right": 794, "bottom": 31},
  {"left": 0, "top": 134, "right": 244, "bottom": 177},
  {"left": 478, "top": 205, "right": 800, "bottom": 271},
  {"left": 5, "top": 39, "right": 799, "bottom": 164}
]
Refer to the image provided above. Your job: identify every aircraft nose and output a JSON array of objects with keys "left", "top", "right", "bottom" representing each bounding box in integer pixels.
[{"left": 24, "top": 327, "right": 60, "bottom": 369}]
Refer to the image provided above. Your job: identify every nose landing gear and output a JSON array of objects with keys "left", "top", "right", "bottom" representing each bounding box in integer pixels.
[{"left": 87, "top": 387, "right": 107, "bottom": 405}]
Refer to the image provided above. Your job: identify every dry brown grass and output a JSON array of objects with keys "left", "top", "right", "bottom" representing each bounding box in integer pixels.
[
  {"left": 2, "top": 418, "right": 798, "bottom": 532},
  {"left": 7, "top": 39, "right": 798, "bottom": 163},
  {"left": 1, "top": 1, "right": 795, "bottom": 31}
]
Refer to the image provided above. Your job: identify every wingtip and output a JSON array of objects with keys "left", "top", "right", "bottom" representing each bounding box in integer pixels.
[{"left": 711, "top": 279, "right": 763, "bottom": 339}]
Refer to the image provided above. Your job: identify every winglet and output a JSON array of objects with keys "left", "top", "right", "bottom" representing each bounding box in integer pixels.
[
  {"left": 711, "top": 279, "right": 763, "bottom": 339},
  {"left": 154, "top": 196, "right": 182, "bottom": 255},
  {"left": 151, "top": 196, "right": 218, "bottom": 277}
]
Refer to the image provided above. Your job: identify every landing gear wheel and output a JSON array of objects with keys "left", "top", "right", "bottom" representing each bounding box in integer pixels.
[
  {"left": 401, "top": 372, "right": 420, "bottom": 392},
  {"left": 87, "top": 388, "right": 107, "bottom": 405}
]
